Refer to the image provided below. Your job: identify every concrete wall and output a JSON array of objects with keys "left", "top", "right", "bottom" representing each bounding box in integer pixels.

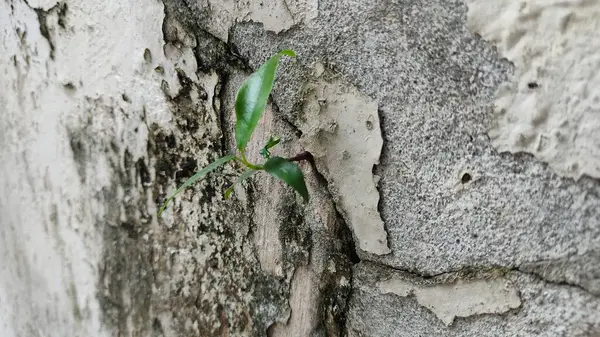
[{"left": 1, "top": 0, "right": 599, "bottom": 336}]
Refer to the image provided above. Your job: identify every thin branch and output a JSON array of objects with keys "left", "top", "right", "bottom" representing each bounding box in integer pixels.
[{"left": 286, "top": 151, "right": 315, "bottom": 165}]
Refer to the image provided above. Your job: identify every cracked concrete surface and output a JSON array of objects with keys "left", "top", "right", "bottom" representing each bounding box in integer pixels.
[
  {"left": 378, "top": 274, "right": 521, "bottom": 326},
  {"left": 2, "top": 0, "right": 600, "bottom": 336},
  {"left": 297, "top": 63, "right": 390, "bottom": 255},
  {"left": 224, "top": 0, "right": 600, "bottom": 334},
  {"left": 350, "top": 262, "right": 600, "bottom": 336},
  {"left": 228, "top": 0, "right": 600, "bottom": 285}
]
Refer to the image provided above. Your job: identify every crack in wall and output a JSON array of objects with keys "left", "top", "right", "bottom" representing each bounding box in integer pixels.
[
  {"left": 356, "top": 259, "right": 600, "bottom": 329},
  {"left": 267, "top": 86, "right": 360, "bottom": 337},
  {"left": 157, "top": 2, "right": 361, "bottom": 335},
  {"left": 366, "top": 259, "right": 599, "bottom": 299},
  {"left": 515, "top": 266, "right": 599, "bottom": 299},
  {"left": 216, "top": 37, "right": 359, "bottom": 337},
  {"left": 292, "top": 63, "right": 391, "bottom": 256}
]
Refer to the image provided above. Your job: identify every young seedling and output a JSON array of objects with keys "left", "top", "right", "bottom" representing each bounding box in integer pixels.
[{"left": 158, "top": 49, "right": 309, "bottom": 216}]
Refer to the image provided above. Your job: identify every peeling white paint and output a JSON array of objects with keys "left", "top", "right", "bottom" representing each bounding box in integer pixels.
[
  {"left": 378, "top": 277, "right": 521, "bottom": 326},
  {"left": 202, "top": 0, "right": 319, "bottom": 41},
  {"left": 466, "top": 0, "right": 600, "bottom": 179},
  {"left": 0, "top": 0, "right": 185, "bottom": 335},
  {"left": 298, "top": 64, "right": 390, "bottom": 255}
]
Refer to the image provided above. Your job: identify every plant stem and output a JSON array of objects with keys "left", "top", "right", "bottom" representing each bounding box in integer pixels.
[{"left": 237, "top": 150, "right": 264, "bottom": 170}]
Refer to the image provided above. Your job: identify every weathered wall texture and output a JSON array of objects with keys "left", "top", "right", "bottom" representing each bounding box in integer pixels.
[
  {"left": 1, "top": 0, "right": 599, "bottom": 336},
  {"left": 467, "top": 0, "right": 600, "bottom": 180}
]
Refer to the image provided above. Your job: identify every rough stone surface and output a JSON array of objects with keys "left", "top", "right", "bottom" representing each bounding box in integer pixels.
[
  {"left": 1, "top": 0, "right": 329, "bottom": 335},
  {"left": 223, "top": 0, "right": 600, "bottom": 334},
  {"left": 3, "top": 0, "right": 600, "bottom": 336},
  {"left": 186, "top": 0, "right": 318, "bottom": 42}
]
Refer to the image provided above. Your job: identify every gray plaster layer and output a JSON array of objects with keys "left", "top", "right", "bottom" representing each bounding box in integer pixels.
[
  {"left": 224, "top": 0, "right": 600, "bottom": 290},
  {"left": 348, "top": 262, "right": 600, "bottom": 337}
]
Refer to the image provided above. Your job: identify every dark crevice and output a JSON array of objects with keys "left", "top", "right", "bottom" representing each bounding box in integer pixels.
[
  {"left": 306, "top": 152, "right": 359, "bottom": 336},
  {"left": 214, "top": 72, "right": 230, "bottom": 155},
  {"left": 267, "top": 99, "right": 360, "bottom": 266},
  {"left": 269, "top": 83, "right": 359, "bottom": 336},
  {"left": 160, "top": 3, "right": 362, "bottom": 334},
  {"left": 308, "top": 158, "right": 359, "bottom": 265},
  {"left": 270, "top": 101, "right": 304, "bottom": 139},
  {"left": 164, "top": 0, "right": 251, "bottom": 74}
]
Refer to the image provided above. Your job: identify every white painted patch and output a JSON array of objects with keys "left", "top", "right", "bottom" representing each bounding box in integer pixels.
[
  {"left": 298, "top": 65, "right": 391, "bottom": 255},
  {"left": 466, "top": 0, "right": 600, "bottom": 179},
  {"left": 378, "top": 276, "right": 521, "bottom": 326},
  {"left": 0, "top": 0, "right": 183, "bottom": 335},
  {"left": 202, "top": 0, "right": 319, "bottom": 41}
]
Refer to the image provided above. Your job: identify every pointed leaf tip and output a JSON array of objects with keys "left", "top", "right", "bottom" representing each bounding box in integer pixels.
[
  {"left": 279, "top": 49, "right": 296, "bottom": 57},
  {"left": 264, "top": 157, "right": 309, "bottom": 202},
  {"left": 234, "top": 50, "right": 295, "bottom": 151}
]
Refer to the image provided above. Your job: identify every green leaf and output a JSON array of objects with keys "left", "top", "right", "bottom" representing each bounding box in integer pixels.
[
  {"left": 224, "top": 169, "right": 257, "bottom": 199},
  {"left": 264, "top": 156, "right": 309, "bottom": 202},
  {"left": 235, "top": 50, "right": 296, "bottom": 151},
  {"left": 259, "top": 135, "right": 281, "bottom": 159},
  {"left": 158, "top": 154, "right": 235, "bottom": 216}
]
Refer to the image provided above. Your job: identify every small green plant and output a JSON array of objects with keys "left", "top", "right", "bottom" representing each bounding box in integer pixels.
[{"left": 158, "top": 49, "right": 309, "bottom": 216}]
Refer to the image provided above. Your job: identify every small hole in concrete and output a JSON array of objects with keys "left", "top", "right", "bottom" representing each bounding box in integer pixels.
[
  {"left": 527, "top": 82, "right": 539, "bottom": 89},
  {"left": 461, "top": 173, "right": 472, "bottom": 184},
  {"left": 63, "top": 82, "right": 76, "bottom": 90}
]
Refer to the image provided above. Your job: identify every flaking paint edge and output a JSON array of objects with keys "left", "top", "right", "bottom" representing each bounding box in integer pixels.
[
  {"left": 466, "top": 0, "right": 600, "bottom": 180},
  {"left": 298, "top": 63, "right": 391, "bottom": 255},
  {"left": 378, "top": 276, "right": 521, "bottom": 326}
]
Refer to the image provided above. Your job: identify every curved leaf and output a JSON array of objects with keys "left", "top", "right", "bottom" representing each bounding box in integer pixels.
[
  {"left": 235, "top": 50, "right": 296, "bottom": 151},
  {"left": 158, "top": 155, "right": 235, "bottom": 216},
  {"left": 224, "top": 169, "right": 257, "bottom": 199},
  {"left": 264, "top": 156, "right": 309, "bottom": 202}
]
